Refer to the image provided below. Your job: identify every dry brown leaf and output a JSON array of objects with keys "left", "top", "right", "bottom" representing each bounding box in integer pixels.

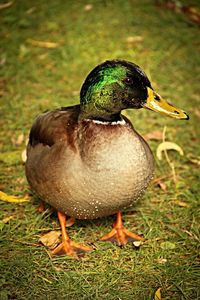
[
  {"left": 0, "top": 191, "right": 30, "bottom": 203},
  {"left": 157, "top": 258, "right": 167, "bottom": 264},
  {"left": 26, "top": 7, "right": 36, "bottom": 15},
  {"left": 16, "top": 177, "right": 25, "bottom": 185},
  {"left": 39, "top": 231, "right": 61, "bottom": 249},
  {"left": 182, "top": 5, "right": 200, "bottom": 25},
  {"left": 12, "top": 133, "right": 24, "bottom": 146},
  {"left": 84, "top": 4, "right": 93, "bottom": 11},
  {"left": 156, "top": 142, "right": 184, "bottom": 160},
  {"left": 0, "top": 1, "right": 14, "bottom": 10},
  {"left": 153, "top": 177, "right": 167, "bottom": 191},
  {"left": 154, "top": 288, "right": 162, "bottom": 300},
  {"left": 26, "top": 39, "right": 59, "bottom": 49},
  {"left": 157, "top": 1, "right": 200, "bottom": 25},
  {"left": 143, "top": 130, "right": 163, "bottom": 141},
  {"left": 157, "top": 181, "right": 166, "bottom": 191},
  {"left": 187, "top": 154, "right": 200, "bottom": 166}
]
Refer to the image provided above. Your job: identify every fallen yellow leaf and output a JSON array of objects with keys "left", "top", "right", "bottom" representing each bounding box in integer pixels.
[
  {"left": 156, "top": 141, "right": 184, "bottom": 160},
  {"left": 2, "top": 216, "right": 14, "bottom": 223},
  {"left": 126, "top": 36, "right": 144, "bottom": 43},
  {"left": 26, "top": 39, "right": 59, "bottom": 49},
  {"left": 174, "top": 200, "right": 190, "bottom": 208},
  {"left": 0, "top": 191, "right": 30, "bottom": 203},
  {"left": 21, "top": 149, "right": 27, "bottom": 163},
  {"left": 0, "top": 215, "right": 14, "bottom": 230},
  {"left": 154, "top": 287, "right": 162, "bottom": 300}
]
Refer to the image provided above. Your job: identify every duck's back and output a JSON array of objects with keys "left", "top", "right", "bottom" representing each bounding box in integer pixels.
[{"left": 26, "top": 106, "right": 154, "bottom": 219}]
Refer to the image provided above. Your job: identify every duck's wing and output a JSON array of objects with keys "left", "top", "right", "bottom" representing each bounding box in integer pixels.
[
  {"left": 25, "top": 105, "right": 80, "bottom": 205},
  {"left": 28, "top": 105, "right": 80, "bottom": 149}
]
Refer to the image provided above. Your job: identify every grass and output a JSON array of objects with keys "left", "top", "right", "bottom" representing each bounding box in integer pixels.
[{"left": 0, "top": 0, "right": 200, "bottom": 299}]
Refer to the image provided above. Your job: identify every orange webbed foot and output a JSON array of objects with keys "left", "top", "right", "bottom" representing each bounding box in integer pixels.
[
  {"left": 51, "top": 211, "right": 92, "bottom": 259},
  {"left": 51, "top": 240, "right": 92, "bottom": 259},
  {"left": 99, "top": 211, "right": 144, "bottom": 247}
]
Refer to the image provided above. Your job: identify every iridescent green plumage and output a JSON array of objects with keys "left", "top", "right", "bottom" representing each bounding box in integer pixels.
[{"left": 80, "top": 60, "right": 151, "bottom": 121}]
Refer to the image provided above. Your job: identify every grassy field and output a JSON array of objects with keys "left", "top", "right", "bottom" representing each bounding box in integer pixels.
[{"left": 0, "top": 0, "right": 200, "bottom": 299}]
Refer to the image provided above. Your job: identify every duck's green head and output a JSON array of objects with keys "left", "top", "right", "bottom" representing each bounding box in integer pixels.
[{"left": 80, "top": 60, "right": 189, "bottom": 122}]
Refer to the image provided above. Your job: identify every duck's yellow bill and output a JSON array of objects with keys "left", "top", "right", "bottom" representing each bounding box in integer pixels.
[{"left": 143, "top": 87, "right": 189, "bottom": 120}]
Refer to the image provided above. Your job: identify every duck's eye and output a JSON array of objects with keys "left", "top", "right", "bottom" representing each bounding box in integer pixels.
[{"left": 124, "top": 77, "right": 133, "bottom": 85}]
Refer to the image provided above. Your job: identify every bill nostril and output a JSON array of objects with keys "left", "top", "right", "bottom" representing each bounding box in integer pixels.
[{"left": 154, "top": 95, "right": 160, "bottom": 101}]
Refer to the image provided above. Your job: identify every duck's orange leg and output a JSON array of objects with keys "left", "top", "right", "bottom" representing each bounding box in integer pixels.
[
  {"left": 37, "top": 202, "right": 75, "bottom": 227},
  {"left": 99, "top": 211, "right": 144, "bottom": 246},
  {"left": 51, "top": 211, "right": 92, "bottom": 258}
]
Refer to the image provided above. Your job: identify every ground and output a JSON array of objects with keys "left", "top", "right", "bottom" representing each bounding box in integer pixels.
[{"left": 0, "top": 0, "right": 199, "bottom": 299}]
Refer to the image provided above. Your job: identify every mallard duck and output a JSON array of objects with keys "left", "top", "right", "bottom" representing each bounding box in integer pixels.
[{"left": 25, "top": 60, "right": 189, "bottom": 258}]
